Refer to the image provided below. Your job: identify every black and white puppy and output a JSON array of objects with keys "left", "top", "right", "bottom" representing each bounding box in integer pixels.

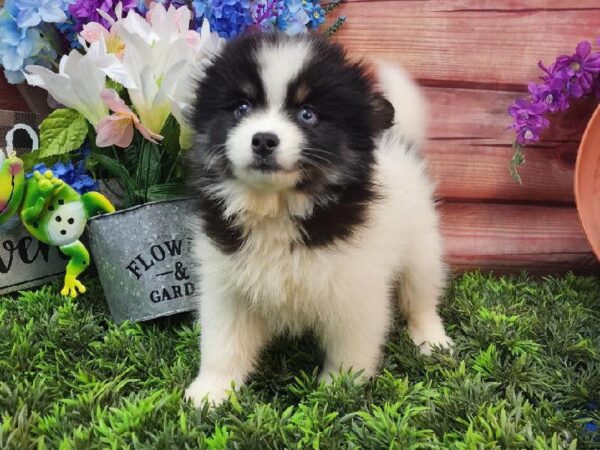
[{"left": 184, "top": 33, "right": 451, "bottom": 406}]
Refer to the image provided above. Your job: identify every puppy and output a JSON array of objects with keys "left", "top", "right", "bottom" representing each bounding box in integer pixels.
[{"left": 184, "top": 33, "right": 452, "bottom": 407}]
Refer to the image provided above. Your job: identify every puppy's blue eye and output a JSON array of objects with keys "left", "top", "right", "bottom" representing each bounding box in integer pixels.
[
  {"left": 234, "top": 101, "right": 252, "bottom": 119},
  {"left": 298, "top": 106, "right": 317, "bottom": 125}
]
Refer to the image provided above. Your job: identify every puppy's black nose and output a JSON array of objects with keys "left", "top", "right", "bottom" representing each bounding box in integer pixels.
[{"left": 251, "top": 132, "right": 279, "bottom": 156}]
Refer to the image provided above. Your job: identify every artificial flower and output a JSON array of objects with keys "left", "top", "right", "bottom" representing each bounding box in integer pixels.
[
  {"left": 515, "top": 125, "right": 542, "bottom": 145},
  {"left": 276, "top": 0, "right": 309, "bottom": 35},
  {"left": 96, "top": 88, "right": 163, "bottom": 147},
  {"left": 508, "top": 99, "right": 549, "bottom": 145},
  {"left": 55, "top": 13, "right": 83, "bottom": 49},
  {"left": 81, "top": 21, "right": 125, "bottom": 57},
  {"left": 252, "top": 0, "right": 280, "bottom": 30},
  {"left": 169, "top": 18, "right": 225, "bottom": 148},
  {"left": 555, "top": 41, "right": 600, "bottom": 92},
  {"left": 203, "top": 0, "right": 254, "bottom": 39},
  {"left": 0, "top": 0, "right": 57, "bottom": 83},
  {"left": 68, "top": 0, "right": 137, "bottom": 31},
  {"left": 303, "top": 0, "right": 325, "bottom": 28},
  {"left": 104, "top": 4, "right": 202, "bottom": 134},
  {"left": 508, "top": 99, "right": 547, "bottom": 129},
  {"left": 14, "top": 0, "right": 67, "bottom": 28},
  {"left": 527, "top": 80, "right": 568, "bottom": 113},
  {"left": 24, "top": 39, "right": 131, "bottom": 125},
  {"left": 27, "top": 160, "right": 98, "bottom": 194},
  {"left": 511, "top": 40, "right": 600, "bottom": 148}
]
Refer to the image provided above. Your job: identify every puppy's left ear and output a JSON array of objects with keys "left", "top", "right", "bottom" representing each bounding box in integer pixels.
[{"left": 369, "top": 93, "right": 395, "bottom": 132}]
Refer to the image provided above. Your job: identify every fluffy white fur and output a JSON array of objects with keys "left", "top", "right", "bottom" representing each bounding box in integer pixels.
[{"left": 186, "top": 45, "right": 451, "bottom": 407}]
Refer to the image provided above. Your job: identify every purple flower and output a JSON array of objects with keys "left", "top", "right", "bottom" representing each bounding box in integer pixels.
[
  {"left": 556, "top": 41, "right": 600, "bottom": 92},
  {"left": 509, "top": 99, "right": 549, "bottom": 145},
  {"left": 515, "top": 125, "right": 540, "bottom": 145},
  {"left": 252, "top": 0, "right": 281, "bottom": 30},
  {"left": 527, "top": 80, "right": 568, "bottom": 113},
  {"left": 511, "top": 39, "right": 600, "bottom": 150},
  {"left": 68, "top": 0, "right": 137, "bottom": 31},
  {"left": 508, "top": 99, "right": 547, "bottom": 128}
]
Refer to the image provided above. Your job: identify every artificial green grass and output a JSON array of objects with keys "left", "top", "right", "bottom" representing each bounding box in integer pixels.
[{"left": 1, "top": 273, "right": 599, "bottom": 449}]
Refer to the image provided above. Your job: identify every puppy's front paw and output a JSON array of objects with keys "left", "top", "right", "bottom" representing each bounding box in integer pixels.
[
  {"left": 409, "top": 325, "right": 453, "bottom": 355},
  {"left": 185, "top": 375, "right": 235, "bottom": 408}
]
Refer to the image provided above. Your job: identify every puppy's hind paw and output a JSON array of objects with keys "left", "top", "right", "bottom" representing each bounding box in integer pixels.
[{"left": 185, "top": 375, "right": 235, "bottom": 409}]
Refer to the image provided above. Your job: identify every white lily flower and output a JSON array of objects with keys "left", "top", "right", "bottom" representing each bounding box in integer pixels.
[
  {"left": 97, "top": 5, "right": 225, "bottom": 136},
  {"left": 169, "top": 19, "right": 226, "bottom": 148},
  {"left": 98, "top": 4, "right": 195, "bottom": 135},
  {"left": 24, "top": 39, "right": 127, "bottom": 126}
]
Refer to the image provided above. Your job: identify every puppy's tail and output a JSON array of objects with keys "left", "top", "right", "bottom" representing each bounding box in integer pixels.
[{"left": 374, "top": 61, "right": 427, "bottom": 149}]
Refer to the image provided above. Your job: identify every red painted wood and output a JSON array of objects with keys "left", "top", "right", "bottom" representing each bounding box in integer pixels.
[
  {"left": 440, "top": 202, "right": 598, "bottom": 272},
  {"left": 333, "top": 0, "right": 600, "bottom": 89}
]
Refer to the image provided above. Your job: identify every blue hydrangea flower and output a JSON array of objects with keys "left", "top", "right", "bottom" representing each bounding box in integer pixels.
[
  {"left": 27, "top": 158, "right": 98, "bottom": 195},
  {"left": 0, "top": 0, "right": 57, "bottom": 83},
  {"left": 276, "top": 0, "right": 309, "bottom": 35},
  {"left": 198, "top": 0, "right": 254, "bottom": 39},
  {"left": 192, "top": 0, "right": 207, "bottom": 21},
  {"left": 55, "top": 13, "right": 82, "bottom": 49},
  {"left": 14, "top": 0, "right": 67, "bottom": 28}
]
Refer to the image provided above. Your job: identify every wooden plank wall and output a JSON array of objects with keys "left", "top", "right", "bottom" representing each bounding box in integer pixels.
[
  {"left": 334, "top": 0, "right": 600, "bottom": 272},
  {"left": 1, "top": 1, "right": 598, "bottom": 273}
]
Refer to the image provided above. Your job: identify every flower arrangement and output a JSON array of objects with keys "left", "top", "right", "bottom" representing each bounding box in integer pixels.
[
  {"left": 508, "top": 40, "right": 600, "bottom": 182},
  {"left": 1, "top": 0, "right": 343, "bottom": 207},
  {"left": 0, "top": 0, "right": 342, "bottom": 84}
]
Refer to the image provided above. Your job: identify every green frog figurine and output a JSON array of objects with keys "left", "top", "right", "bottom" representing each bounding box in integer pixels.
[{"left": 1, "top": 151, "right": 114, "bottom": 297}]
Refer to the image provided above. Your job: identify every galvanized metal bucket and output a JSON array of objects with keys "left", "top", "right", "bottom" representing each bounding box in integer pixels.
[{"left": 87, "top": 198, "right": 197, "bottom": 323}]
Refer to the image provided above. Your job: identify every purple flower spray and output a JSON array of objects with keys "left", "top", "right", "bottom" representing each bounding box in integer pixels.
[{"left": 509, "top": 40, "right": 600, "bottom": 182}]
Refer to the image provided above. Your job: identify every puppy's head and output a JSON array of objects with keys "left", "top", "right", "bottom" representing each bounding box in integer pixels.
[{"left": 188, "top": 33, "right": 394, "bottom": 193}]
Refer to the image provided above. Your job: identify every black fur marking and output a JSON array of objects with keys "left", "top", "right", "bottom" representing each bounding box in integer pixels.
[
  {"left": 185, "top": 33, "right": 394, "bottom": 251},
  {"left": 283, "top": 36, "right": 384, "bottom": 246},
  {"left": 298, "top": 180, "right": 380, "bottom": 247},
  {"left": 185, "top": 35, "right": 272, "bottom": 253}
]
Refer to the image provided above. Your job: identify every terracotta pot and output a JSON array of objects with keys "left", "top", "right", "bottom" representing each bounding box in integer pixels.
[{"left": 575, "top": 105, "right": 600, "bottom": 261}]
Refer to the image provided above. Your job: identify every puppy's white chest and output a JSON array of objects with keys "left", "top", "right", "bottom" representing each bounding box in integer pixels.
[{"left": 226, "top": 220, "right": 334, "bottom": 330}]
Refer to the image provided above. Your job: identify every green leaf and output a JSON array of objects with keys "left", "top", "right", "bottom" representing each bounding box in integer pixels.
[
  {"left": 39, "top": 109, "right": 88, "bottom": 157},
  {"left": 145, "top": 183, "right": 185, "bottom": 202},
  {"left": 90, "top": 153, "right": 139, "bottom": 207},
  {"left": 324, "top": 16, "right": 346, "bottom": 37},
  {"left": 509, "top": 142, "right": 525, "bottom": 184},
  {"left": 106, "top": 78, "right": 124, "bottom": 94}
]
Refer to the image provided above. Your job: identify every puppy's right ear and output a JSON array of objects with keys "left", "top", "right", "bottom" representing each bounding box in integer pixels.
[{"left": 369, "top": 93, "right": 395, "bottom": 133}]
